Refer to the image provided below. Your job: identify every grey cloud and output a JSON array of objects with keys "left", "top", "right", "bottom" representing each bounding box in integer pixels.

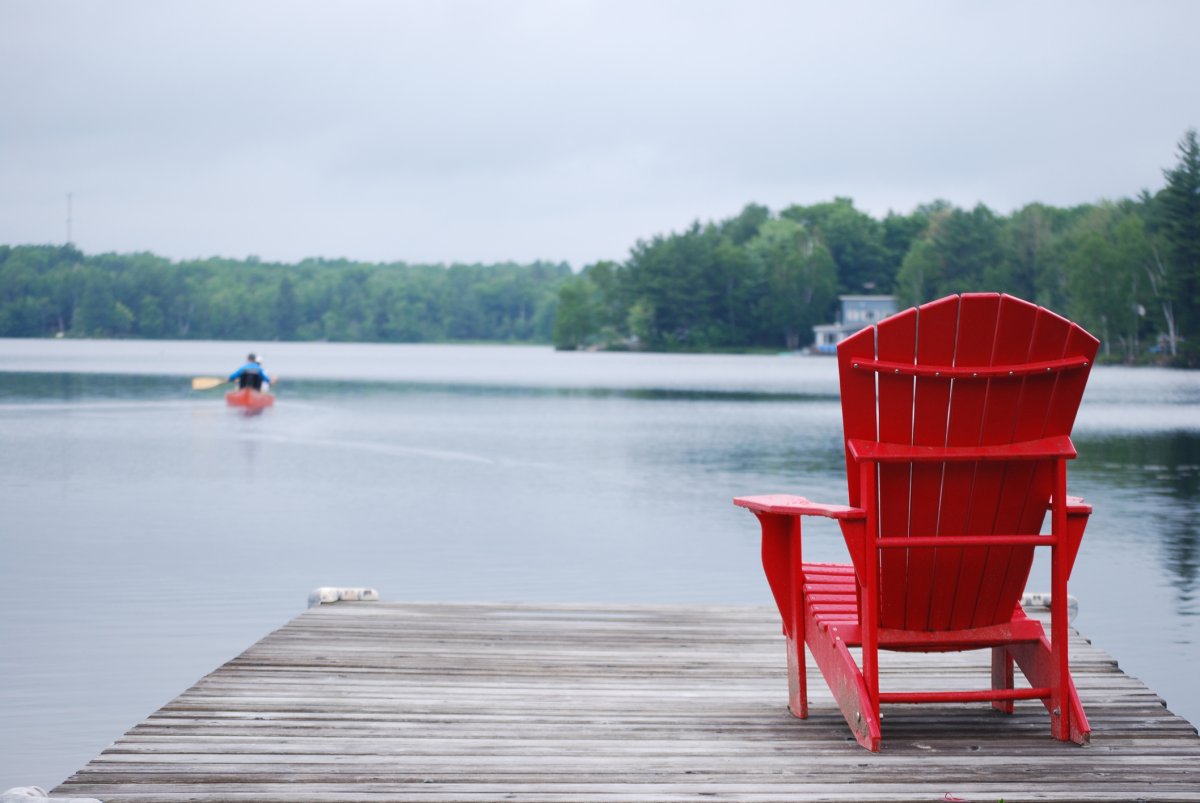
[{"left": 1, "top": 0, "right": 1197, "bottom": 267}]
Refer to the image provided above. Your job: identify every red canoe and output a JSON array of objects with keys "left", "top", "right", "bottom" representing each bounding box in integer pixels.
[{"left": 225, "top": 388, "right": 275, "bottom": 409}]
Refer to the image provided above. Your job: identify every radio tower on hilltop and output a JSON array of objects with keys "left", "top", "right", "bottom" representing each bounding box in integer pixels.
[{"left": 66, "top": 192, "right": 73, "bottom": 246}]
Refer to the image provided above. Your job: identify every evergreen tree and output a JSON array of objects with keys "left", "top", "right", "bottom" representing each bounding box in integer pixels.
[{"left": 1159, "top": 129, "right": 1200, "bottom": 362}]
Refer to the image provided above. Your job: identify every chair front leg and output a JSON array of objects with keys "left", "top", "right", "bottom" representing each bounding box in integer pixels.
[{"left": 758, "top": 512, "right": 807, "bottom": 718}]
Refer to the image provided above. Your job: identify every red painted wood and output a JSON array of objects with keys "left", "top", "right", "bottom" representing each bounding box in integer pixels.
[
  {"left": 879, "top": 687, "right": 1051, "bottom": 704},
  {"left": 1010, "top": 638, "right": 1091, "bottom": 744},
  {"left": 847, "top": 434, "right": 1076, "bottom": 462},
  {"left": 799, "top": 563, "right": 1055, "bottom": 648},
  {"left": 1048, "top": 325, "right": 1099, "bottom": 587},
  {"left": 849, "top": 355, "right": 1090, "bottom": 378},
  {"left": 733, "top": 293, "right": 1096, "bottom": 750},
  {"left": 804, "top": 617, "right": 881, "bottom": 750},
  {"left": 1064, "top": 496, "right": 1092, "bottom": 513},
  {"left": 878, "top": 681, "right": 1056, "bottom": 700},
  {"left": 905, "top": 296, "right": 958, "bottom": 630},
  {"left": 877, "top": 534, "right": 1056, "bottom": 548},
  {"left": 838, "top": 327, "right": 877, "bottom": 508},
  {"left": 929, "top": 293, "right": 1000, "bottom": 630},
  {"left": 1052, "top": 324, "right": 1101, "bottom": 433},
  {"left": 992, "top": 645, "right": 1015, "bottom": 713},
  {"left": 859, "top": 459, "right": 880, "bottom": 720},
  {"left": 784, "top": 514, "right": 807, "bottom": 719},
  {"left": 1052, "top": 458, "right": 1071, "bottom": 739},
  {"left": 875, "top": 308, "right": 918, "bottom": 630},
  {"left": 952, "top": 295, "right": 1038, "bottom": 630},
  {"left": 985, "top": 306, "right": 1074, "bottom": 625},
  {"left": 756, "top": 512, "right": 799, "bottom": 641},
  {"left": 733, "top": 495, "right": 865, "bottom": 519}
]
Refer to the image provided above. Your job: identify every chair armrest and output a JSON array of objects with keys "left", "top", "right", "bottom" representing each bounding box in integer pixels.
[
  {"left": 1060, "top": 496, "right": 1092, "bottom": 515},
  {"left": 734, "top": 494, "right": 865, "bottom": 520}
]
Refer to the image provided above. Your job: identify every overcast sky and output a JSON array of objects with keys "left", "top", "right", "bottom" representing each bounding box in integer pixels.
[{"left": 1, "top": 1, "right": 1197, "bottom": 269}]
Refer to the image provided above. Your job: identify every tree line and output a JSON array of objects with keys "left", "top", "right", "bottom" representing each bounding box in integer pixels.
[
  {"left": 554, "top": 129, "right": 1200, "bottom": 365},
  {"left": 0, "top": 249, "right": 571, "bottom": 344},
  {"left": 2, "top": 129, "right": 1198, "bottom": 364}
]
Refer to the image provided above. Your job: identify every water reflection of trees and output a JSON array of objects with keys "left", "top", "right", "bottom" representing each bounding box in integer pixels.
[
  {"left": 0, "top": 372, "right": 177, "bottom": 401},
  {"left": 1075, "top": 432, "right": 1200, "bottom": 599}
]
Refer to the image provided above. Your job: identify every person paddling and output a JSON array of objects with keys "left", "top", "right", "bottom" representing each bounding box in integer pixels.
[{"left": 229, "top": 353, "right": 271, "bottom": 392}]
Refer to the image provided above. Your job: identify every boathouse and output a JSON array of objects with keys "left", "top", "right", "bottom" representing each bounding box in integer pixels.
[{"left": 812, "top": 294, "right": 896, "bottom": 353}]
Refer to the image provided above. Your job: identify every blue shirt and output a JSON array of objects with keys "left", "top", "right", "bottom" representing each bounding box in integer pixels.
[{"left": 229, "top": 362, "right": 270, "bottom": 383}]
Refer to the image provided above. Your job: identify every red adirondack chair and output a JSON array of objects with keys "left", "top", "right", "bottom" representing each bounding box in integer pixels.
[{"left": 735, "top": 293, "right": 1099, "bottom": 751}]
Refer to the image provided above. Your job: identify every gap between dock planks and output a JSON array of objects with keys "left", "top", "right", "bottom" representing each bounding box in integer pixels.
[{"left": 56, "top": 602, "right": 1200, "bottom": 802}]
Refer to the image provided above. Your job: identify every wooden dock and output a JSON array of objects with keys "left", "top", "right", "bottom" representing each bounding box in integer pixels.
[{"left": 56, "top": 602, "right": 1200, "bottom": 802}]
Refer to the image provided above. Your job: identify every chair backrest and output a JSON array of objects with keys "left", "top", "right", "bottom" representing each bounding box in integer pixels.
[{"left": 836, "top": 294, "right": 1099, "bottom": 632}]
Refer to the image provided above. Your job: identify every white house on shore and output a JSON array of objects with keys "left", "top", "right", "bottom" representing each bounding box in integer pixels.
[{"left": 811, "top": 295, "right": 897, "bottom": 354}]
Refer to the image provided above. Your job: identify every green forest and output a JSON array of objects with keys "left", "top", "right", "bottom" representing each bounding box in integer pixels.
[
  {"left": 3, "top": 129, "right": 1198, "bottom": 364},
  {"left": 0, "top": 250, "right": 571, "bottom": 344}
]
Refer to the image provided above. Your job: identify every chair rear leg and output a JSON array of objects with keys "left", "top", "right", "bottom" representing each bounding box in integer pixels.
[
  {"left": 991, "top": 646, "right": 1015, "bottom": 714},
  {"left": 1009, "top": 638, "right": 1090, "bottom": 745}
]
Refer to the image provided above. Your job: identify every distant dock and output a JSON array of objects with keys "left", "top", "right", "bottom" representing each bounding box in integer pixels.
[{"left": 56, "top": 601, "right": 1200, "bottom": 801}]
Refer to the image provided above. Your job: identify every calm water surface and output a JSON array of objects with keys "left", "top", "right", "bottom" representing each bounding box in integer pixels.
[{"left": 1, "top": 339, "right": 1199, "bottom": 789}]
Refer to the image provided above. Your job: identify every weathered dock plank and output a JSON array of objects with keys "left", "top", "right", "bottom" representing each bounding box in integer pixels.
[{"left": 55, "top": 602, "right": 1200, "bottom": 802}]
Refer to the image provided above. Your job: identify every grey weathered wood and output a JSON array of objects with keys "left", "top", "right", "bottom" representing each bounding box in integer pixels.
[{"left": 55, "top": 602, "right": 1200, "bottom": 802}]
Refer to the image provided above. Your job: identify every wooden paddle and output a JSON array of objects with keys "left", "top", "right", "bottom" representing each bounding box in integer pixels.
[{"left": 191, "top": 377, "right": 227, "bottom": 391}]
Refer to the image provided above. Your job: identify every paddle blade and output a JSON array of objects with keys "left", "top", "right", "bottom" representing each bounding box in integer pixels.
[{"left": 191, "top": 377, "right": 225, "bottom": 390}]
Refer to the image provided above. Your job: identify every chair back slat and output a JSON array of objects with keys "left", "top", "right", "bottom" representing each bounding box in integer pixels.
[
  {"left": 923, "top": 293, "right": 1000, "bottom": 630},
  {"left": 875, "top": 308, "right": 918, "bottom": 629},
  {"left": 838, "top": 326, "right": 878, "bottom": 509},
  {"left": 838, "top": 293, "right": 1098, "bottom": 634},
  {"left": 903, "top": 296, "right": 959, "bottom": 629},
  {"left": 982, "top": 305, "right": 1076, "bottom": 626},
  {"left": 947, "top": 296, "right": 1039, "bottom": 629}
]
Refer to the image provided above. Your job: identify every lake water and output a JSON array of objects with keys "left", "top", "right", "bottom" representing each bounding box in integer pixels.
[{"left": 1, "top": 338, "right": 1199, "bottom": 790}]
